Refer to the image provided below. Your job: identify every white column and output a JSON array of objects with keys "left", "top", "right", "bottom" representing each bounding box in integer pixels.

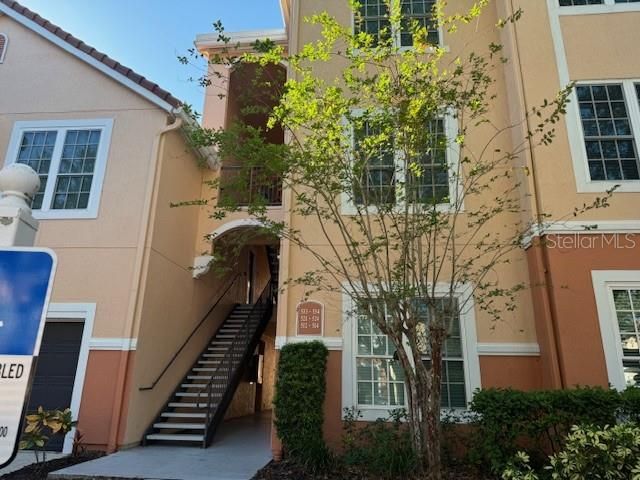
[{"left": 0, "top": 164, "right": 40, "bottom": 247}]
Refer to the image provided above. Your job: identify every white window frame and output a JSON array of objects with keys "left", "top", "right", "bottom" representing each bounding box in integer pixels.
[
  {"left": 4, "top": 119, "right": 113, "bottom": 219},
  {"left": 341, "top": 282, "right": 481, "bottom": 421},
  {"left": 341, "top": 111, "right": 461, "bottom": 215},
  {"left": 592, "top": 270, "right": 640, "bottom": 391},
  {"left": 0, "top": 33, "right": 8, "bottom": 64},
  {"left": 557, "top": 0, "right": 640, "bottom": 15},
  {"left": 45, "top": 302, "right": 95, "bottom": 454},
  {"left": 350, "top": 0, "right": 446, "bottom": 51},
  {"left": 569, "top": 80, "right": 640, "bottom": 193}
]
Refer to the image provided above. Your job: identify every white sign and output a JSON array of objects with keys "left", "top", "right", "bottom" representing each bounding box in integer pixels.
[{"left": 0, "top": 248, "right": 56, "bottom": 468}]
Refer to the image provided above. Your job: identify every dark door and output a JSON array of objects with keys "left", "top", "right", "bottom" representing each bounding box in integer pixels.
[
  {"left": 27, "top": 322, "right": 84, "bottom": 452},
  {"left": 247, "top": 251, "right": 256, "bottom": 303}
]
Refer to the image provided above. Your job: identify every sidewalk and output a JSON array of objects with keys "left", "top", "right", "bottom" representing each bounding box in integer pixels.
[{"left": 49, "top": 414, "right": 272, "bottom": 480}]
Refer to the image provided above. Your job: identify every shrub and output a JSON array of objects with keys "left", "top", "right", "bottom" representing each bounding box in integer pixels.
[
  {"left": 20, "top": 407, "right": 76, "bottom": 463},
  {"left": 502, "top": 423, "right": 640, "bottom": 480},
  {"left": 469, "top": 387, "right": 621, "bottom": 474},
  {"left": 342, "top": 408, "right": 417, "bottom": 478},
  {"left": 621, "top": 387, "right": 640, "bottom": 424},
  {"left": 273, "top": 341, "right": 330, "bottom": 469}
]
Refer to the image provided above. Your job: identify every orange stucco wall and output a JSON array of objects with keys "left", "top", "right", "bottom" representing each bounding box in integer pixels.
[{"left": 528, "top": 234, "right": 640, "bottom": 389}]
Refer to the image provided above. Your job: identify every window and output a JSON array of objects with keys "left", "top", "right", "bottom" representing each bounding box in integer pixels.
[
  {"left": 612, "top": 288, "right": 640, "bottom": 388},
  {"left": 560, "top": 0, "right": 640, "bottom": 5},
  {"left": 576, "top": 84, "right": 640, "bottom": 181},
  {"left": 355, "top": 0, "right": 440, "bottom": 47},
  {"left": 351, "top": 116, "right": 454, "bottom": 210},
  {"left": 592, "top": 271, "right": 640, "bottom": 391},
  {"left": 4, "top": 119, "right": 113, "bottom": 219},
  {"left": 0, "top": 33, "right": 7, "bottom": 64},
  {"left": 343, "top": 284, "right": 481, "bottom": 420}
]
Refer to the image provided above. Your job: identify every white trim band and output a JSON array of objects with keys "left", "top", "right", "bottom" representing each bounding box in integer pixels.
[
  {"left": 477, "top": 342, "right": 540, "bottom": 356},
  {"left": 89, "top": 337, "right": 137, "bottom": 351}
]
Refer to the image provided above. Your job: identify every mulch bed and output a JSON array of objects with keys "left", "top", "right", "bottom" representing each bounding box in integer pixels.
[
  {"left": 251, "top": 460, "right": 487, "bottom": 480},
  {"left": 0, "top": 452, "right": 104, "bottom": 480}
]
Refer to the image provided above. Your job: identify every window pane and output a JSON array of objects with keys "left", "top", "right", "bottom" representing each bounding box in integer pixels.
[
  {"left": 407, "top": 119, "right": 450, "bottom": 204},
  {"left": 354, "top": 120, "right": 396, "bottom": 205},
  {"left": 623, "top": 359, "right": 640, "bottom": 388},
  {"left": 358, "top": 382, "right": 374, "bottom": 405},
  {"left": 355, "top": 0, "right": 391, "bottom": 45},
  {"left": 52, "top": 129, "right": 100, "bottom": 210},
  {"left": 559, "top": 0, "right": 604, "bottom": 4},
  {"left": 15, "top": 130, "right": 58, "bottom": 209},
  {"left": 577, "top": 84, "right": 640, "bottom": 181},
  {"left": 399, "top": 0, "right": 439, "bottom": 46}
]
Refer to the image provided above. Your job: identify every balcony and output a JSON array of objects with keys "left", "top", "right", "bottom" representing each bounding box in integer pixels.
[{"left": 219, "top": 166, "right": 282, "bottom": 207}]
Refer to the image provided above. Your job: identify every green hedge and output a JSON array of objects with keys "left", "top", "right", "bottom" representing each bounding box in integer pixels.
[
  {"left": 273, "top": 341, "right": 330, "bottom": 469},
  {"left": 469, "top": 387, "right": 640, "bottom": 474}
]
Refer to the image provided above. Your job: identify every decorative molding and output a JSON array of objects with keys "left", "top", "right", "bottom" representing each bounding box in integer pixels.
[
  {"left": 89, "top": 337, "right": 137, "bottom": 351},
  {"left": 275, "top": 335, "right": 343, "bottom": 350},
  {"left": 192, "top": 255, "right": 214, "bottom": 279},
  {"left": 477, "top": 342, "right": 540, "bottom": 356}
]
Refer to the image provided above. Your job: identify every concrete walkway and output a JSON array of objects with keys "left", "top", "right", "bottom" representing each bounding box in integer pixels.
[
  {"left": 50, "top": 414, "right": 272, "bottom": 480},
  {"left": 0, "top": 451, "right": 67, "bottom": 476}
]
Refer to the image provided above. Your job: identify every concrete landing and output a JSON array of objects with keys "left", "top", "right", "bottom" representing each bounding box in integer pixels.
[{"left": 50, "top": 414, "right": 272, "bottom": 480}]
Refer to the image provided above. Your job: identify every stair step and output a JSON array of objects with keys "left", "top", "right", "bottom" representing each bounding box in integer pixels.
[
  {"left": 193, "top": 367, "right": 229, "bottom": 372},
  {"left": 202, "top": 354, "right": 223, "bottom": 358},
  {"left": 181, "top": 383, "right": 208, "bottom": 389},
  {"left": 146, "top": 434, "right": 204, "bottom": 442},
  {"left": 188, "top": 375, "right": 222, "bottom": 380},
  {"left": 216, "top": 334, "right": 235, "bottom": 338},
  {"left": 176, "top": 392, "right": 210, "bottom": 398},
  {"left": 154, "top": 422, "right": 205, "bottom": 430},
  {"left": 161, "top": 412, "right": 206, "bottom": 419},
  {"left": 168, "top": 402, "right": 210, "bottom": 408}
]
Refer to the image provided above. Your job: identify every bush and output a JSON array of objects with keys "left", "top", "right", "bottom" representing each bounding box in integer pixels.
[
  {"left": 502, "top": 423, "right": 640, "bottom": 480},
  {"left": 20, "top": 407, "right": 76, "bottom": 463},
  {"left": 469, "top": 387, "right": 621, "bottom": 474},
  {"left": 273, "top": 341, "right": 330, "bottom": 469},
  {"left": 342, "top": 408, "right": 417, "bottom": 478}
]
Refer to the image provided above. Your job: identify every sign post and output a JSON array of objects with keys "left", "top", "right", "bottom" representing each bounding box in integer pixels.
[{"left": 0, "top": 164, "right": 54, "bottom": 468}]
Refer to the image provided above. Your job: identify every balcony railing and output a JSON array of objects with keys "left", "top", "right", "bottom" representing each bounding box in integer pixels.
[{"left": 220, "top": 166, "right": 282, "bottom": 207}]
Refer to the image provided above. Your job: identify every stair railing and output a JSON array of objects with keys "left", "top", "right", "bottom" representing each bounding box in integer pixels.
[
  {"left": 200, "top": 280, "right": 274, "bottom": 447},
  {"left": 139, "top": 272, "right": 244, "bottom": 391}
]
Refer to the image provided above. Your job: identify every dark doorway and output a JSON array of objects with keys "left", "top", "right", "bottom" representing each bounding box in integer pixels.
[
  {"left": 27, "top": 322, "right": 83, "bottom": 452},
  {"left": 247, "top": 251, "right": 256, "bottom": 304}
]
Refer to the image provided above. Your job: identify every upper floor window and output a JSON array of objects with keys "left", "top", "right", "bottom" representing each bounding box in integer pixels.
[
  {"left": 4, "top": 119, "right": 113, "bottom": 219},
  {"left": 612, "top": 288, "right": 640, "bottom": 388},
  {"left": 0, "top": 33, "right": 7, "bottom": 63},
  {"left": 351, "top": 116, "right": 452, "bottom": 209},
  {"left": 576, "top": 82, "right": 640, "bottom": 182},
  {"left": 560, "top": 0, "right": 640, "bottom": 5},
  {"left": 355, "top": 0, "right": 440, "bottom": 48}
]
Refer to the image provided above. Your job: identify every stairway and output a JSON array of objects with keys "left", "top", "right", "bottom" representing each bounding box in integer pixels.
[{"left": 144, "top": 300, "right": 271, "bottom": 447}]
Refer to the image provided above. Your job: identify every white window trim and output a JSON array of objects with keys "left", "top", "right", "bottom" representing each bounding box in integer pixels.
[
  {"left": 568, "top": 79, "right": 640, "bottom": 193},
  {"left": 349, "top": 0, "right": 448, "bottom": 52},
  {"left": 0, "top": 33, "right": 8, "bottom": 64},
  {"left": 341, "top": 282, "right": 481, "bottom": 422},
  {"left": 592, "top": 270, "right": 640, "bottom": 391},
  {"left": 340, "top": 112, "right": 461, "bottom": 215},
  {"left": 4, "top": 119, "right": 114, "bottom": 219},
  {"left": 45, "top": 302, "right": 96, "bottom": 454},
  {"left": 557, "top": 0, "right": 640, "bottom": 15}
]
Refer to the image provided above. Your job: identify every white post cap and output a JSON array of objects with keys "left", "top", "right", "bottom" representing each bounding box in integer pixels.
[{"left": 0, "top": 164, "right": 40, "bottom": 210}]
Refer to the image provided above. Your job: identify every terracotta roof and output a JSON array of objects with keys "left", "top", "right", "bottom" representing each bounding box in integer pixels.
[{"left": 0, "top": 0, "right": 182, "bottom": 109}]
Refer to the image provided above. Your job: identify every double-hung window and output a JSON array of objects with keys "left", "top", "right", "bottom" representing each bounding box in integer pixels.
[
  {"left": 575, "top": 83, "right": 640, "bottom": 183},
  {"left": 612, "top": 288, "right": 640, "bottom": 387},
  {"left": 351, "top": 117, "right": 453, "bottom": 210},
  {"left": 5, "top": 119, "right": 113, "bottom": 219},
  {"left": 346, "top": 288, "right": 480, "bottom": 420},
  {"left": 559, "top": 0, "right": 640, "bottom": 6},
  {"left": 355, "top": 0, "right": 440, "bottom": 47}
]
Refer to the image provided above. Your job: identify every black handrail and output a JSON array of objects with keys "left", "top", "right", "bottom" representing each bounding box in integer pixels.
[
  {"left": 139, "top": 272, "right": 244, "bottom": 391},
  {"left": 200, "top": 280, "right": 273, "bottom": 447}
]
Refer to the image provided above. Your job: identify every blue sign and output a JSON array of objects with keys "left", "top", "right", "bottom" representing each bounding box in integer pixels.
[
  {"left": 0, "top": 248, "right": 56, "bottom": 469},
  {"left": 0, "top": 250, "right": 55, "bottom": 355}
]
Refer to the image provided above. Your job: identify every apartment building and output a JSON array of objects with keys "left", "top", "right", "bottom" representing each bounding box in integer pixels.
[{"left": 0, "top": 0, "right": 638, "bottom": 459}]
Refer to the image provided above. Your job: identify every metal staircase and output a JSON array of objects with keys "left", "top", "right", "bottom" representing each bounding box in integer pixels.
[{"left": 144, "top": 281, "right": 273, "bottom": 447}]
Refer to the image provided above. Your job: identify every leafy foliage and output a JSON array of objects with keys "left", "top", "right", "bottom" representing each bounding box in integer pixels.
[
  {"left": 274, "top": 341, "right": 330, "bottom": 470},
  {"left": 502, "top": 424, "right": 640, "bottom": 480},
  {"left": 469, "top": 387, "right": 639, "bottom": 474},
  {"left": 20, "top": 407, "right": 76, "bottom": 463},
  {"left": 342, "top": 407, "right": 418, "bottom": 478}
]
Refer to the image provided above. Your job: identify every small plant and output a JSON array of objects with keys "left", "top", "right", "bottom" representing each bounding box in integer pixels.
[
  {"left": 342, "top": 407, "right": 418, "bottom": 478},
  {"left": 502, "top": 423, "right": 640, "bottom": 480},
  {"left": 20, "top": 407, "right": 77, "bottom": 463}
]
